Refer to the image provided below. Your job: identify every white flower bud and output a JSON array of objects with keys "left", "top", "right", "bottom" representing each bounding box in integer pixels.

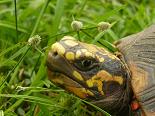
[
  {"left": 28, "top": 35, "right": 41, "bottom": 46},
  {"left": 10, "top": 85, "right": 15, "bottom": 90},
  {"left": 0, "top": 110, "right": 4, "bottom": 116},
  {"left": 71, "top": 20, "right": 83, "bottom": 31},
  {"left": 97, "top": 22, "right": 111, "bottom": 32}
]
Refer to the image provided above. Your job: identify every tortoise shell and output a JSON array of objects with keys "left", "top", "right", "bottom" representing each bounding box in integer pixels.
[{"left": 116, "top": 25, "right": 155, "bottom": 116}]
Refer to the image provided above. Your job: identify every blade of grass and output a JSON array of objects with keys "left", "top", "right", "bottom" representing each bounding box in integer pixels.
[
  {"left": 4, "top": 90, "right": 39, "bottom": 113},
  {"left": 76, "top": 0, "right": 87, "bottom": 18},
  {"left": 91, "top": 31, "right": 106, "bottom": 44},
  {"left": 71, "top": 95, "right": 111, "bottom": 116},
  {"left": 95, "top": 5, "right": 126, "bottom": 21},
  {"left": 82, "top": 99, "right": 111, "bottom": 116},
  {"left": 0, "top": 46, "right": 28, "bottom": 67},
  {"left": 0, "top": 42, "right": 25, "bottom": 57},
  {"left": 107, "top": 29, "right": 119, "bottom": 41},
  {"left": 14, "top": 0, "right": 18, "bottom": 43},
  {"left": 91, "top": 31, "right": 117, "bottom": 52},
  {"left": 0, "top": 94, "right": 65, "bottom": 109},
  {"left": 0, "top": 46, "right": 30, "bottom": 87},
  {"left": 0, "top": 21, "right": 29, "bottom": 34},
  {"left": 30, "top": 0, "right": 50, "bottom": 37},
  {"left": 48, "top": 0, "right": 65, "bottom": 45},
  {"left": 0, "top": 0, "right": 12, "bottom": 4}
]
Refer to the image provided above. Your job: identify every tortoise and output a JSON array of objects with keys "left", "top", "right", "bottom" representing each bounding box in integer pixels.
[{"left": 46, "top": 25, "right": 155, "bottom": 116}]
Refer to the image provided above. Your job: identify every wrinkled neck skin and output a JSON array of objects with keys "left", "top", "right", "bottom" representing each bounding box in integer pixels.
[{"left": 91, "top": 61, "right": 133, "bottom": 115}]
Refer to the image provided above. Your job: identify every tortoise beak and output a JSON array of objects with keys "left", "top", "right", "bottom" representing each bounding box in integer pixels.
[
  {"left": 47, "top": 50, "right": 77, "bottom": 85},
  {"left": 47, "top": 51, "right": 72, "bottom": 76}
]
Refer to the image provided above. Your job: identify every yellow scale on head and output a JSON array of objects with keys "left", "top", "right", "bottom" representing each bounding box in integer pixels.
[
  {"left": 64, "top": 39, "right": 78, "bottom": 47},
  {"left": 86, "top": 70, "right": 123, "bottom": 95},
  {"left": 66, "top": 86, "right": 94, "bottom": 98},
  {"left": 75, "top": 50, "right": 81, "bottom": 59},
  {"left": 51, "top": 42, "right": 65, "bottom": 55},
  {"left": 65, "top": 52, "right": 75, "bottom": 60},
  {"left": 73, "top": 71, "right": 84, "bottom": 81},
  {"left": 85, "top": 52, "right": 94, "bottom": 58},
  {"left": 96, "top": 55, "right": 105, "bottom": 62}
]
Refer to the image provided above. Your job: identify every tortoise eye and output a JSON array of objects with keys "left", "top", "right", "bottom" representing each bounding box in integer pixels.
[
  {"left": 74, "top": 59, "right": 97, "bottom": 71},
  {"left": 81, "top": 59, "right": 93, "bottom": 67}
]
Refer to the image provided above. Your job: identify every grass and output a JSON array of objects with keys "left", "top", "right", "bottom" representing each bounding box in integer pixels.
[{"left": 0, "top": 0, "right": 155, "bottom": 115}]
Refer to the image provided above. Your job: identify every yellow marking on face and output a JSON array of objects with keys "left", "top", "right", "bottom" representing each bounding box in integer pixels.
[
  {"left": 96, "top": 55, "right": 104, "bottom": 62},
  {"left": 81, "top": 49, "right": 87, "bottom": 53},
  {"left": 96, "top": 70, "right": 113, "bottom": 81},
  {"left": 86, "top": 90, "right": 94, "bottom": 96},
  {"left": 51, "top": 42, "right": 60, "bottom": 53},
  {"left": 51, "top": 42, "right": 65, "bottom": 55},
  {"left": 81, "top": 88, "right": 94, "bottom": 96},
  {"left": 86, "top": 70, "right": 124, "bottom": 95},
  {"left": 66, "top": 87, "right": 87, "bottom": 98},
  {"left": 99, "top": 57, "right": 104, "bottom": 62},
  {"left": 52, "top": 78, "right": 64, "bottom": 84},
  {"left": 65, "top": 52, "right": 75, "bottom": 60},
  {"left": 64, "top": 40, "right": 78, "bottom": 47},
  {"left": 92, "top": 76, "right": 104, "bottom": 95},
  {"left": 86, "top": 79, "right": 94, "bottom": 87},
  {"left": 76, "top": 50, "right": 81, "bottom": 59},
  {"left": 96, "top": 55, "right": 100, "bottom": 60},
  {"left": 73, "top": 71, "right": 84, "bottom": 81},
  {"left": 98, "top": 83, "right": 104, "bottom": 95},
  {"left": 61, "top": 36, "right": 76, "bottom": 40},
  {"left": 86, "top": 75, "right": 104, "bottom": 95},
  {"left": 85, "top": 52, "right": 94, "bottom": 58},
  {"left": 96, "top": 70, "right": 123, "bottom": 84},
  {"left": 108, "top": 55, "right": 116, "bottom": 59},
  {"left": 114, "top": 76, "right": 123, "bottom": 85},
  {"left": 66, "top": 87, "right": 94, "bottom": 98},
  {"left": 100, "top": 48, "right": 119, "bottom": 60},
  {"left": 82, "top": 43, "right": 98, "bottom": 53}
]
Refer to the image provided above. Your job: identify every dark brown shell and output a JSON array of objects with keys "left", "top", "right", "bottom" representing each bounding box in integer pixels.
[{"left": 116, "top": 25, "right": 155, "bottom": 115}]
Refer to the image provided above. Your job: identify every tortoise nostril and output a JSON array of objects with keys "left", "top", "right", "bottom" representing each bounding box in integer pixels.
[{"left": 52, "top": 51, "right": 58, "bottom": 56}]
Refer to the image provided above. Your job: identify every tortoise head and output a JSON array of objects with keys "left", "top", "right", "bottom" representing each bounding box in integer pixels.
[{"left": 47, "top": 36, "right": 132, "bottom": 114}]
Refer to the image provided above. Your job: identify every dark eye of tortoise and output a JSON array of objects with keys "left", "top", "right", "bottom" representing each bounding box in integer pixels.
[{"left": 73, "top": 58, "right": 98, "bottom": 71}]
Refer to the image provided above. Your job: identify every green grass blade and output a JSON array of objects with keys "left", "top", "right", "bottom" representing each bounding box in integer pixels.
[
  {"left": 0, "top": 21, "right": 29, "bottom": 34},
  {"left": 0, "top": 46, "right": 28, "bottom": 67},
  {"left": 48, "top": 0, "right": 65, "bottom": 45},
  {"left": 0, "top": 0, "right": 11, "bottom": 4},
  {"left": 0, "top": 43, "right": 24, "bottom": 57},
  {"left": 95, "top": 5, "right": 126, "bottom": 21},
  {"left": 0, "top": 46, "right": 30, "bottom": 87},
  {"left": 14, "top": 0, "right": 18, "bottom": 42},
  {"left": 0, "top": 94, "right": 65, "bottom": 109},
  {"left": 82, "top": 100, "right": 111, "bottom": 116},
  {"left": 92, "top": 31, "right": 105, "bottom": 44},
  {"left": 30, "top": 0, "right": 50, "bottom": 37}
]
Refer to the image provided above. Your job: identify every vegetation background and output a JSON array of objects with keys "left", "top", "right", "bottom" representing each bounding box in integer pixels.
[{"left": 0, "top": 0, "right": 155, "bottom": 115}]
